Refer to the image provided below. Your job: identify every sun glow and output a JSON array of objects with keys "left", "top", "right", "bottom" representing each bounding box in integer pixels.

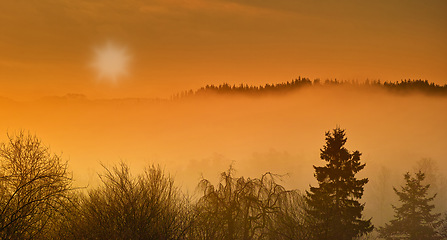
[{"left": 90, "top": 41, "right": 131, "bottom": 83}]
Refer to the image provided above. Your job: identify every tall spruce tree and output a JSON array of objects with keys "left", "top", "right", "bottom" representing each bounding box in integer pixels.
[
  {"left": 305, "top": 127, "right": 373, "bottom": 240},
  {"left": 379, "top": 171, "right": 444, "bottom": 240}
]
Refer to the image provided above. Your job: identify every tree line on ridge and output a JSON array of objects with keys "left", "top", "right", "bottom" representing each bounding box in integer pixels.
[{"left": 172, "top": 78, "right": 447, "bottom": 99}]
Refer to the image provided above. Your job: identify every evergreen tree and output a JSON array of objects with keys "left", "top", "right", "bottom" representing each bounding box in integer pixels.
[
  {"left": 305, "top": 127, "right": 373, "bottom": 240},
  {"left": 379, "top": 171, "right": 444, "bottom": 240}
]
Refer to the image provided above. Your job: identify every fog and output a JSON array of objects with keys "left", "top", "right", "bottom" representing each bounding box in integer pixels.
[{"left": 1, "top": 85, "right": 446, "bottom": 227}]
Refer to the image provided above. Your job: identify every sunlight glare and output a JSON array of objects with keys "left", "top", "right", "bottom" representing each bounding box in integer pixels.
[{"left": 90, "top": 41, "right": 131, "bottom": 83}]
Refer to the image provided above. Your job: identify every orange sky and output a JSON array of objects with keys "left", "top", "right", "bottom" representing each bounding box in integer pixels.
[{"left": 1, "top": 0, "right": 446, "bottom": 100}]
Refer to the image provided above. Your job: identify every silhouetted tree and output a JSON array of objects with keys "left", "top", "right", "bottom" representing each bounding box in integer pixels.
[
  {"left": 305, "top": 127, "right": 373, "bottom": 240},
  {"left": 0, "top": 131, "right": 73, "bottom": 239},
  {"left": 193, "top": 167, "right": 303, "bottom": 239},
  {"left": 271, "top": 190, "right": 309, "bottom": 239},
  {"left": 59, "top": 162, "right": 192, "bottom": 240},
  {"left": 378, "top": 171, "right": 444, "bottom": 240}
]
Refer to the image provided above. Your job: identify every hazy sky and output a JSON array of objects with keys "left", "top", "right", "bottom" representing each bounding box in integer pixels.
[{"left": 1, "top": 0, "right": 446, "bottom": 99}]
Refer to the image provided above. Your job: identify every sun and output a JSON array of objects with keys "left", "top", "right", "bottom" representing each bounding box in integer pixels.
[{"left": 90, "top": 41, "right": 131, "bottom": 83}]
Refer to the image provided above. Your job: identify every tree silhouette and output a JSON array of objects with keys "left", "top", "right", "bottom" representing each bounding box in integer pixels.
[
  {"left": 272, "top": 190, "right": 308, "bottom": 239},
  {"left": 379, "top": 171, "right": 444, "bottom": 240},
  {"left": 193, "top": 166, "right": 304, "bottom": 239},
  {"left": 305, "top": 127, "right": 373, "bottom": 240},
  {"left": 58, "top": 162, "right": 192, "bottom": 240},
  {"left": 0, "top": 132, "right": 73, "bottom": 239}
]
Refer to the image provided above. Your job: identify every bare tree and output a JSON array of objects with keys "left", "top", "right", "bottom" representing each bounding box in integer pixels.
[
  {"left": 271, "top": 190, "right": 308, "bottom": 239},
  {"left": 192, "top": 166, "right": 304, "bottom": 240},
  {"left": 0, "top": 131, "right": 73, "bottom": 239},
  {"left": 60, "top": 162, "right": 192, "bottom": 240}
]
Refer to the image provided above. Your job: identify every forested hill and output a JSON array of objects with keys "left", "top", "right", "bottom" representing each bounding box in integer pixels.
[{"left": 173, "top": 78, "right": 447, "bottom": 99}]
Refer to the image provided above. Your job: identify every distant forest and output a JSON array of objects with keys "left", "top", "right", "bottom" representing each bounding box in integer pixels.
[{"left": 173, "top": 78, "right": 447, "bottom": 99}]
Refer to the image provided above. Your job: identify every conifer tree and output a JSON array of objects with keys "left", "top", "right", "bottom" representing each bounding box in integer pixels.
[
  {"left": 379, "top": 171, "right": 444, "bottom": 240},
  {"left": 305, "top": 127, "right": 373, "bottom": 240}
]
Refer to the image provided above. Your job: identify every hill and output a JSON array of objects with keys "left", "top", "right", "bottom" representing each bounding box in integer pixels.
[{"left": 173, "top": 78, "right": 447, "bottom": 99}]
